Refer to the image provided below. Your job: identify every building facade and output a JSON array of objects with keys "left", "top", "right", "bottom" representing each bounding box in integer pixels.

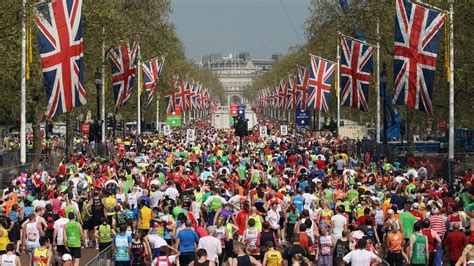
[{"left": 201, "top": 52, "right": 280, "bottom": 106}]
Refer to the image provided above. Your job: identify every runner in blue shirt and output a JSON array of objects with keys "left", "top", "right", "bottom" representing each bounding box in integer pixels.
[{"left": 112, "top": 224, "right": 132, "bottom": 265}]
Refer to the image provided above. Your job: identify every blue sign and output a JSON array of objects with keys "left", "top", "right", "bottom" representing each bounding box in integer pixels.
[
  {"left": 237, "top": 104, "right": 246, "bottom": 118},
  {"left": 296, "top": 108, "right": 310, "bottom": 126}
]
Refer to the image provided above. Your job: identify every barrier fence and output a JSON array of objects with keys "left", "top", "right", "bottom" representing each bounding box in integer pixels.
[{"left": 85, "top": 245, "right": 112, "bottom": 266}]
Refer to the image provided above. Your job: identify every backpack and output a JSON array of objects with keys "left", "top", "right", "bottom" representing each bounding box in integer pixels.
[{"left": 155, "top": 256, "right": 172, "bottom": 266}]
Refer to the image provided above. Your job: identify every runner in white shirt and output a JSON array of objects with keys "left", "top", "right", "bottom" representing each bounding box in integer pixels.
[
  {"left": 343, "top": 238, "right": 381, "bottom": 266},
  {"left": 1, "top": 244, "right": 20, "bottom": 266},
  {"left": 331, "top": 206, "right": 348, "bottom": 240},
  {"left": 302, "top": 189, "right": 317, "bottom": 210},
  {"left": 266, "top": 204, "right": 280, "bottom": 230},
  {"left": 53, "top": 213, "right": 70, "bottom": 248},
  {"left": 164, "top": 184, "right": 179, "bottom": 201},
  {"left": 197, "top": 227, "right": 222, "bottom": 262}
]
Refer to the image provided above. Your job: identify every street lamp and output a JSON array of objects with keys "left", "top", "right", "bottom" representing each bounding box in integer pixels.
[
  {"left": 380, "top": 62, "right": 388, "bottom": 144},
  {"left": 94, "top": 69, "right": 103, "bottom": 152},
  {"left": 380, "top": 62, "right": 389, "bottom": 159}
]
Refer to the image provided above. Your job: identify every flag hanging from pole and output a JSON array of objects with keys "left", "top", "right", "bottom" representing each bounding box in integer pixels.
[
  {"left": 286, "top": 76, "right": 296, "bottom": 110},
  {"left": 142, "top": 56, "right": 165, "bottom": 110},
  {"left": 296, "top": 66, "right": 308, "bottom": 110},
  {"left": 392, "top": 0, "right": 446, "bottom": 114},
  {"left": 307, "top": 55, "right": 336, "bottom": 113},
  {"left": 340, "top": 35, "right": 375, "bottom": 112},
  {"left": 108, "top": 40, "right": 139, "bottom": 113},
  {"left": 174, "top": 78, "right": 187, "bottom": 111},
  {"left": 164, "top": 92, "right": 175, "bottom": 114},
  {"left": 33, "top": 0, "right": 87, "bottom": 118}
]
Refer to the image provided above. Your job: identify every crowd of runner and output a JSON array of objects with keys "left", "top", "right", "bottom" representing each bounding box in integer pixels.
[{"left": 0, "top": 122, "right": 473, "bottom": 266}]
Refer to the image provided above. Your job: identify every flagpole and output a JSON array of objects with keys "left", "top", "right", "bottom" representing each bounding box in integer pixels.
[
  {"left": 448, "top": 2, "right": 455, "bottom": 182},
  {"left": 156, "top": 93, "right": 160, "bottom": 131},
  {"left": 309, "top": 53, "right": 337, "bottom": 64},
  {"left": 336, "top": 38, "right": 341, "bottom": 137},
  {"left": 20, "top": 0, "right": 27, "bottom": 164},
  {"left": 376, "top": 20, "right": 381, "bottom": 143},
  {"left": 101, "top": 26, "right": 106, "bottom": 143},
  {"left": 137, "top": 46, "right": 141, "bottom": 135}
]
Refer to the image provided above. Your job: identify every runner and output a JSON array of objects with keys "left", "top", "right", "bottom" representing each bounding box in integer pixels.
[{"left": 0, "top": 121, "right": 472, "bottom": 266}]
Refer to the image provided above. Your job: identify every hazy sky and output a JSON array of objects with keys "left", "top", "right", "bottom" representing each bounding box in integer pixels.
[{"left": 169, "top": 0, "right": 311, "bottom": 61}]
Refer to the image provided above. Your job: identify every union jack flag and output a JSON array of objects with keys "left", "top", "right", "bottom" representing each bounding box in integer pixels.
[
  {"left": 142, "top": 56, "right": 165, "bottom": 109},
  {"left": 108, "top": 41, "right": 139, "bottom": 113},
  {"left": 286, "top": 77, "right": 296, "bottom": 110},
  {"left": 340, "top": 36, "right": 375, "bottom": 112},
  {"left": 307, "top": 55, "right": 336, "bottom": 113},
  {"left": 296, "top": 66, "right": 309, "bottom": 110},
  {"left": 393, "top": 0, "right": 445, "bottom": 114},
  {"left": 278, "top": 80, "right": 287, "bottom": 110},
  {"left": 201, "top": 87, "right": 210, "bottom": 109},
  {"left": 190, "top": 82, "right": 201, "bottom": 110},
  {"left": 183, "top": 79, "right": 193, "bottom": 111},
  {"left": 33, "top": 0, "right": 86, "bottom": 118},
  {"left": 164, "top": 92, "right": 175, "bottom": 114},
  {"left": 174, "top": 79, "right": 187, "bottom": 111}
]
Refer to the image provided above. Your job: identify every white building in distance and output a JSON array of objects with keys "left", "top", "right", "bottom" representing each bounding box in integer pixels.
[{"left": 200, "top": 52, "right": 281, "bottom": 106}]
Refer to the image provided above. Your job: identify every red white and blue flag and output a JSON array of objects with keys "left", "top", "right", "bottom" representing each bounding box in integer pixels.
[
  {"left": 108, "top": 40, "right": 139, "bottom": 113},
  {"left": 340, "top": 36, "right": 375, "bottom": 112},
  {"left": 307, "top": 55, "right": 336, "bottom": 113},
  {"left": 278, "top": 80, "right": 287, "bottom": 110},
  {"left": 296, "top": 66, "right": 309, "bottom": 110},
  {"left": 183, "top": 79, "right": 193, "bottom": 111},
  {"left": 286, "top": 77, "right": 296, "bottom": 110},
  {"left": 164, "top": 92, "right": 175, "bottom": 114},
  {"left": 33, "top": 0, "right": 86, "bottom": 118},
  {"left": 174, "top": 78, "right": 187, "bottom": 111},
  {"left": 393, "top": 0, "right": 445, "bottom": 114},
  {"left": 190, "top": 82, "right": 201, "bottom": 110},
  {"left": 142, "top": 56, "right": 165, "bottom": 109}
]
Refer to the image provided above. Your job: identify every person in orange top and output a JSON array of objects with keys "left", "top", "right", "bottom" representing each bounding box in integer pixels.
[
  {"left": 386, "top": 222, "right": 408, "bottom": 265},
  {"left": 4, "top": 194, "right": 17, "bottom": 218},
  {"left": 333, "top": 185, "right": 346, "bottom": 203}
]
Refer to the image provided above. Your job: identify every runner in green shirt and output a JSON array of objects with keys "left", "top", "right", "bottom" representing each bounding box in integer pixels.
[
  {"left": 408, "top": 222, "right": 428, "bottom": 265},
  {"left": 64, "top": 213, "right": 84, "bottom": 264},
  {"left": 400, "top": 203, "right": 417, "bottom": 239}
]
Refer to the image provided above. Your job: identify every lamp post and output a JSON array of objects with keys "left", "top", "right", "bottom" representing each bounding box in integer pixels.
[
  {"left": 380, "top": 62, "right": 389, "bottom": 159},
  {"left": 94, "top": 69, "right": 103, "bottom": 153}
]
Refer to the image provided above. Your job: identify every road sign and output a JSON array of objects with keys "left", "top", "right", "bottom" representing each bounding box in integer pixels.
[
  {"left": 167, "top": 116, "right": 181, "bottom": 127},
  {"left": 186, "top": 129, "right": 195, "bottom": 142},
  {"left": 280, "top": 125, "right": 288, "bottom": 136},
  {"left": 238, "top": 104, "right": 246, "bottom": 118},
  {"left": 167, "top": 106, "right": 182, "bottom": 127},
  {"left": 230, "top": 104, "right": 238, "bottom": 116},
  {"left": 163, "top": 125, "right": 171, "bottom": 136},
  {"left": 259, "top": 126, "right": 268, "bottom": 138},
  {"left": 296, "top": 109, "right": 310, "bottom": 126}
]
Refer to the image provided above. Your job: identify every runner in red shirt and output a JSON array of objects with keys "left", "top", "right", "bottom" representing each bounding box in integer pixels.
[{"left": 444, "top": 223, "right": 468, "bottom": 265}]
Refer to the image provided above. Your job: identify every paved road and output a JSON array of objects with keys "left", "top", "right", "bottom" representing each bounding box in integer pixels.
[{"left": 20, "top": 247, "right": 99, "bottom": 265}]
